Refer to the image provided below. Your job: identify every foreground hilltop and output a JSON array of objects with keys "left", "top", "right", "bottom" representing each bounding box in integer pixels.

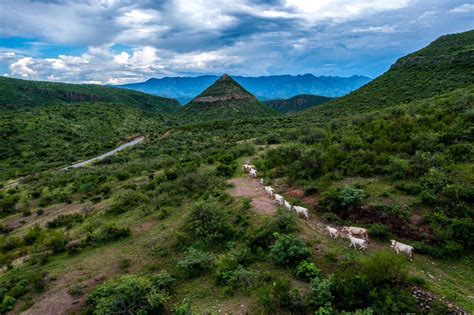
[
  {"left": 303, "top": 29, "right": 474, "bottom": 119},
  {"left": 182, "top": 74, "right": 278, "bottom": 121}
]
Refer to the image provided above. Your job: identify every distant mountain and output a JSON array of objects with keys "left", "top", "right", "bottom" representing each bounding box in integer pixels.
[
  {"left": 0, "top": 76, "right": 181, "bottom": 114},
  {"left": 116, "top": 74, "right": 371, "bottom": 104},
  {"left": 181, "top": 74, "right": 277, "bottom": 121},
  {"left": 303, "top": 30, "right": 474, "bottom": 119},
  {"left": 263, "top": 94, "right": 333, "bottom": 114}
]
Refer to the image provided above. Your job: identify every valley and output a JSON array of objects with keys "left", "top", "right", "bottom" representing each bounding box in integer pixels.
[{"left": 0, "top": 29, "right": 473, "bottom": 315}]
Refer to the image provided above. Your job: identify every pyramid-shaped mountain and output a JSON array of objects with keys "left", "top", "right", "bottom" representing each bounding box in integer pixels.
[{"left": 182, "top": 74, "right": 277, "bottom": 120}]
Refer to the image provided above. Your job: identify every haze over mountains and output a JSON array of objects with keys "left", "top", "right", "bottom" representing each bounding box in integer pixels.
[{"left": 117, "top": 74, "right": 371, "bottom": 104}]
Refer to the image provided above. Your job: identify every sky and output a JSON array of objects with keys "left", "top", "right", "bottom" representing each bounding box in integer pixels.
[{"left": 0, "top": 0, "right": 473, "bottom": 85}]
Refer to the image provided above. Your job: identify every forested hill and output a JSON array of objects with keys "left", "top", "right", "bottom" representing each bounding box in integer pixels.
[
  {"left": 263, "top": 94, "right": 333, "bottom": 114},
  {"left": 181, "top": 74, "right": 278, "bottom": 121},
  {"left": 303, "top": 30, "right": 474, "bottom": 119},
  {"left": 0, "top": 76, "right": 181, "bottom": 114}
]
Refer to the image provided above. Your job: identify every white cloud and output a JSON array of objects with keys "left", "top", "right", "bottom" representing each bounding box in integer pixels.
[
  {"left": 4, "top": 45, "right": 243, "bottom": 84},
  {"left": 351, "top": 25, "right": 396, "bottom": 33},
  {"left": 283, "top": 0, "right": 411, "bottom": 22},
  {"left": 9, "top": 57, "right": 35, "bottom": 77},
  {"left": 449, "top": 3, "right": 474, "bottom": 13}
]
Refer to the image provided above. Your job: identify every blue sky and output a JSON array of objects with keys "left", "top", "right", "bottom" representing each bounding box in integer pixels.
[{"left": 0, "top": 0, "right": 473, "bottom": 84}]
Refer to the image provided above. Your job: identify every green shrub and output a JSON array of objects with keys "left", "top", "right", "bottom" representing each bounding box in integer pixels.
[
  {"left": 368, "top": 224, "right": 392, "bottom": 241},
  {"left": 87, "top": 275, "right": 170, "bottom": 314},
  {"left": 321, "top": 212, "right": 342, "bottom": 224},
  {"left": 331, "top": 251, "right": 416, "bottom": 312},
  {"left": 184, "top": 201, "right": 233, "bottom": 244},
  {"left": 269, "top": 208, "right": 298, "bottom": 234},
  {"left": 319, "top": 186, "right": 365, "bottom": 214},
  {"left": 257, "top": 279, "right": 304, "bottom": 313},
  {"left": 108, "top": 191, "right": 148, "bottom": 215},
  {"left": 149, "top": 271, "right": 175, "bottom": 292},
  {"left": 270, "top": 234, "right": 312, "bottom": 268},
  {"left": 173, "top": 298, "right": 192, "bottom": 315},
  {"left": 295, "top": 260, "right": 321, "bottom": 281},
  {"left": 307, "top": 277, "right": 333, "bottom": 309},
  {"left": 46, "top": 214, "right": 83, "bottom": 229},
  {"left": 177, "top": 248, "right": 214, "bottom": 278},
  {"left": 215, "top": 163, "right": 236, "bottom": 177},
  {"left": 23, "top": 225, "right": 42, "bottom": 245}
]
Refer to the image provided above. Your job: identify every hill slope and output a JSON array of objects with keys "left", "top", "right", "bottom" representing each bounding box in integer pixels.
[
  {"left": 263, "top": 94, "right": 333, "bottom": 114},
  {"left": 0, "top": 76, "right": 181, "bottom": 113},
  {"left": 304, "top": 30, "right": 474, "bottom": 119},
  {"left": 181, "top": 74, "right": 278, "bottom": 121},
  {"left": 117, "top": 74, "right": 371, "bottom": 103}
]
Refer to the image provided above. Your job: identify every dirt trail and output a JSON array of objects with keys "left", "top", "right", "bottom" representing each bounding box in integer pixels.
[{"left": 227, "top": 178, "right": 278, "bottom": 215}]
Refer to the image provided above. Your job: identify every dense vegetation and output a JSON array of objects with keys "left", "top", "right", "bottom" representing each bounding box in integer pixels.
[
  {"left": 0, "top": 103, "right": 172, "bottom": 181},
  {"left": 0, "top": 30, "right": 473, "bottom": 314},
  {"left": 263, "top": 94, "right": 333, "bottom": 114}
]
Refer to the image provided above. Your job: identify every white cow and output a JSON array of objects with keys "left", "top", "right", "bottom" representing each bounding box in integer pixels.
[
  {"left": 243, "top": 164, "right": 256, "bottom": 172},
  {"left": 260, "top": 178, "right": 264, "bottom": 185},
  {"left": 293, "top": 206, "right": 309, "bottom": 220},
  {"left": 283, "top": 200, "right": 292, "bottom": 211},
  {"left": 274, "top": 194, "right": 284, "bottom": 205},
  {"left": 265, "top": 186, "right": 274, "bottom": 197},
  {"left": 249, "top": 169, "right": 257, "bottom": 178},
  {"left": 326, "top": 226, "right": 339, "bottom": 239},
  {"left": 347, "top": 233, "right": 367, "bottom": 250},
  {"left": 390, "top": 240, "right": 414, "bottom": 261},
  {"left": 342, "top": 226, "right": 368, "bottom": 239}
]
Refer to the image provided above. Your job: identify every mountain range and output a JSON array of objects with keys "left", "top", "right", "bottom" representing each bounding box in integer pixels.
[{"left": 116, "top": 74, "right": 371, "bottom": 104}]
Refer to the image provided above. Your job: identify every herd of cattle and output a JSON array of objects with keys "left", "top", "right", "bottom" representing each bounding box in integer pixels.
[{"left": 243, "top": 163, "right": 415, "bottom": 261}]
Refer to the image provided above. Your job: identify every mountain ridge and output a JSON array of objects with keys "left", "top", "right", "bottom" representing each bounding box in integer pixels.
[{"left": 116, "top": 74, "right": 371, "bottom": 104}]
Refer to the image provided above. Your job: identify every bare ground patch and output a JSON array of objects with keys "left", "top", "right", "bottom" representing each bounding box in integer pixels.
[{"left": 227, "top": 178, "right": 278, "bottom": 215}]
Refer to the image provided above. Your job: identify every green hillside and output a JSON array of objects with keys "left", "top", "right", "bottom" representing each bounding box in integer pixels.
[
  {"left": 182, "top": 74, "right": 278, "bottom": 121},
  {"left": 263, "top": 94, "right": 333, "bottom": 114},
  {"left": 0, "top": 103, "right": 172, "bottom": 181},
  {"left": 304, "top": 30, "right": 474, "bottom": 120},
  {"left": 0, "top": 76, "right": 181, "bottom": 113},
  {"left": 0, "top": 31, "right": 473, "bottom": 314}
]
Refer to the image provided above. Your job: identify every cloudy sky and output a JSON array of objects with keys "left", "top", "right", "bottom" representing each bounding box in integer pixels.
[{"left": 0, "top": 0, "right": 473, "bottom": 84}]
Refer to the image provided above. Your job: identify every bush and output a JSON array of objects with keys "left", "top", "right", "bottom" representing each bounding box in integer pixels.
[
  {"left": 177, "top": 248, "right": 214, "bottom": 278},
  {"left": 270, "top": 234, "right": 312, "bottom": 268},
  {"left": 331, "top": 251, "right": 416, "bottom": 312},
  {"left": 319, "top": 186, "right": 366, "bottom": 214},
  {"left": 108, "top": 191, "right": 148, "bottom": 215},
  {"left": 368, "top": 224, "right": 392, "bottom": 241},
  {"left": 269, "top": 208, "right": 298, "bottom": 234},
  {"left": 87, "top": 275, "right": 170, "bottom": 314},
  {"left": 23, "top": 225, "right": 42, "bottom": 245},
  {"left": 46, "top": 214, "right": 83, "bottom": 229},
  {"left": 184, "top": 201, "right": 233, "bottom": 244},
  {"left": 295, "top": 260, "right": 321, "bottom": 281},
  {"left": 257, "top": 279, "right": 304, "bottom": 313},
  {"left": 307, "top": 277, "right": 333, "bottom": 309},
  {"left": 173, "top": 298, "right": 192, "bottom": 315},
  {"left": 321, "top": 212, "right": 342, "bottom": 224},
  {"left": 149, "top": 271, "right": 175, "bottom": 292},
  {"left": 215, "top": 163, "right": 236, "bottom": 177}
]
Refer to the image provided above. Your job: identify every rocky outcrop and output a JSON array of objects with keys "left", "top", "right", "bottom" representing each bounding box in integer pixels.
[
  {"left": 412, "top": 287, "right": 469, "bottom": 314},
  {"left": 193, "top": 93, "right": 252, "bottom": 103}
]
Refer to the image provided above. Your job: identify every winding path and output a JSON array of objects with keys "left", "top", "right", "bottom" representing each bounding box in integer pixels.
[{"left": 61, "top": 136, "right": 145, "bottom": 170}]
